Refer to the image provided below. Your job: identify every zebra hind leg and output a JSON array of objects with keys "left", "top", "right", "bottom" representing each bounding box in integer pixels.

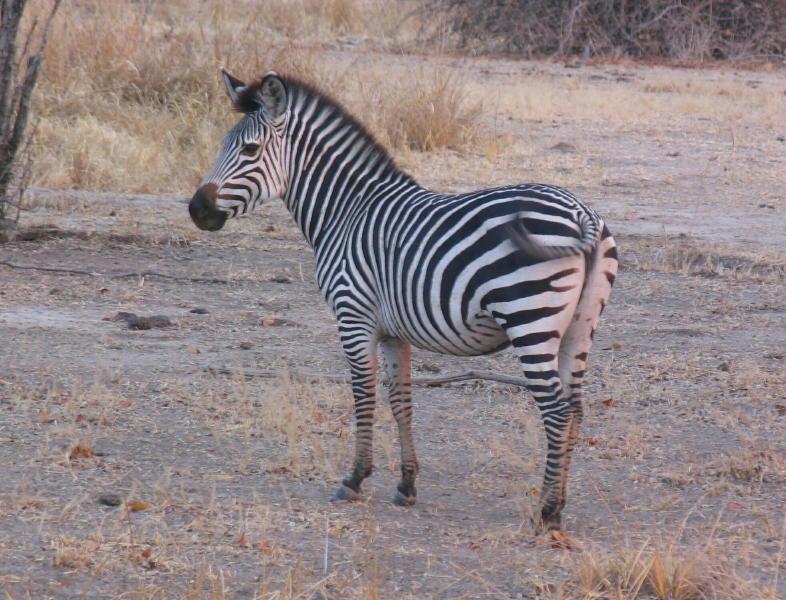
[
  {"left": 508, "top": 335, "right": 573, "bottom": 531},
  {"left": 380, "top": 337, "right": 419, "bottom": 506},
  {"left": 331, "top": 332, "right": 378, "bottom": 502},
  {"left": 491, "top": 314, "right": 578, "bottom": 532},
  {"left": 556, "top": 230, "right": 618, "bottom": 511}
]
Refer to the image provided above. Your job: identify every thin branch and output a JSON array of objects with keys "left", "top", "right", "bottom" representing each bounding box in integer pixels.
[
  {"left": 207, "top": 365, "right": 531, "bottom": 388},
  {"left": 0, "top": 260, "right": 232, "bottom": 284},
  {"left": 0, "top": 0, "right": 25, "bottom": 132},
  {"left": 1, "top": 0, "right": 61, "bottom": 211}
]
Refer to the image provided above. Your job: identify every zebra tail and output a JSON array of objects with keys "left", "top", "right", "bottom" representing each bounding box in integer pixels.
[{"left": 505, "top": 213, "right": 601, "bottom": 261}]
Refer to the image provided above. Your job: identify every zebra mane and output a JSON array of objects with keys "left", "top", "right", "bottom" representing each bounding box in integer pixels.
[{"left": 235, "top": 74, "right": 413, "bottom": 184}]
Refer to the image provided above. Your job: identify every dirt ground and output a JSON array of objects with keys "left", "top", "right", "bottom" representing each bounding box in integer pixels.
[{"left": 1, "top": 54, "right": 785, "bottom": 599}]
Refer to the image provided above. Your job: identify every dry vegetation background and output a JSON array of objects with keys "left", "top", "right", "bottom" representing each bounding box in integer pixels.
[
  {"left": 0, "top": 0, "right": 785, "bottom": 598},
  {"left": 433, "top": 0, "right": 786, "bottom": 60}
]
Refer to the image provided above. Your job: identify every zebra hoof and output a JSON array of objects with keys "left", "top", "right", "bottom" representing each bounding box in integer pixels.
[
  {"left": 330, "top": 484, "right": 360, "bottom": 502},
  {"left": 532, "top": 508, "right": 562, "bottom": 534},
  {"left": 393, "top": 489, "right": 416, "bottom": 507}
]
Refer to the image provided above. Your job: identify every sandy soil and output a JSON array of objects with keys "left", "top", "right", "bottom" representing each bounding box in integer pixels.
[{"left": 1, "top": 54, "right": 785, "bottom": 599}]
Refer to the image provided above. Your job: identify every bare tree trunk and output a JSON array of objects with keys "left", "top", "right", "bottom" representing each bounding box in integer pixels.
[{"left": 0, "top": 0, "right": 61, "bottom": 239}]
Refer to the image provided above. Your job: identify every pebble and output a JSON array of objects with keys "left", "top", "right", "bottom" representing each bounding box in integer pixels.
[{"left": 98, "top": 494, "right": 123, "bottom": 507}]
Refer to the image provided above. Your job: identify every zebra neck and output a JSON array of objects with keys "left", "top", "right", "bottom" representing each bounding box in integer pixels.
[{"left": 281, "top": 112, "right": 420, "bottom": 251}]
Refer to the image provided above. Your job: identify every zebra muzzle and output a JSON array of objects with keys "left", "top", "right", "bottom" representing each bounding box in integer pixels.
[{"left": 189, "top": 183, "right": 228, "bottom": 231}]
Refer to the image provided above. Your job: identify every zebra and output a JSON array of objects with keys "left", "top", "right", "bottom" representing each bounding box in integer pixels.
[{"left": 189, "top": 70, "right": 618, "bottom": 532}]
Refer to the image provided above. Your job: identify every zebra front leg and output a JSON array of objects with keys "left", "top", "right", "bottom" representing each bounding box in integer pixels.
[
  {"left": 331, "top": 333, "right": 378, "bottom": 502},
  {"left": 380, "top": 337, "right": 418, "bottom": 506}
]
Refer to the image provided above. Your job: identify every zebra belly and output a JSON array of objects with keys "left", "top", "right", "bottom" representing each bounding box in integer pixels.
[{"left": 383, "top": 310, "right": 510, "bottom": 357}]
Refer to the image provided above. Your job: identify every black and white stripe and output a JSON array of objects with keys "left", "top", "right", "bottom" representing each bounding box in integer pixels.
[{"left": 189, "top": 71, "right": 618, "bottom": 531}]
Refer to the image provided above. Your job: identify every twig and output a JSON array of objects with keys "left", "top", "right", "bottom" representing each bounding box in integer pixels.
[
  {"left": 125, "top": 501, "right": 135, "bottom": 548},
  {"left": 0, "top": 260, "right": 231, "bottom": 284},
  {"left": 323, "top": 512, "right": 329, "bottom": 576},
  {"left": 207, "top": 365, "right": 531, "bottom": 388}
]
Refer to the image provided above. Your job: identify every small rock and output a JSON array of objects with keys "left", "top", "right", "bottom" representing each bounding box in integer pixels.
[
  {"left": 239, "top": 341, "right": 253, "bottom": 350},
  {"left": 189, "top": 307, "right": 209, "bottom": 315},
  {"left": 666, "top": 151, "right": 680, "bottom": 157},
  {"left": 49, "top": 288, "right": 61, "bottom": 295},
  {"left": 777, "top": 135, "right": 785, "bottom": 142},
  {"left": 269, "top": 274, "right": 292, "bottom": 284},
  {"left": 550, "top": 142, "right": 577, "bottom": 153},
  {"left": 127, "top": 315, "right": 173, "bottom": 330},
  {"left": 420, "top": 362, "right": 441, "bottom": 374},
  {"left": 98, "top": 494, "right": 123, "bottom": 507},
  {"left": 718, "top": 361, "right": 730, "bottom": 372},
  {"left": 104, "top": 311, "right": 137, "bottom": 322}
]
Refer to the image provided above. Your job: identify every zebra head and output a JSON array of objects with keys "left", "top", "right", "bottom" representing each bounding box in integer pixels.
[{"left": 189, "top": 70, "right": 288, "bottom": 231}]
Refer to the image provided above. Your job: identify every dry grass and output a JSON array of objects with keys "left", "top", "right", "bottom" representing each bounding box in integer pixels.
[
  {"left": 715, "top": 446, "right": 786, "bottom": 485},
  {"left": 486, "top": 68, "right": 786, "bottom": 129},
  {"left": 625, "top": 236, "right": 786, "bottom": 281},
  {"left": 193, "top": 370, "right": 352, "bottom": 479},
  {"left": 24, "top": 0, "right": 785, "bottom": 198},
  {"left": 356, "top": 70, "right": 482, "bottom": 152},
  {"left": 33, "top": 1, "right": 786, "bottom": 201},
  {"left": 557, "top": 539, "right": 772, "bottom": 599},
  {"left": 28, "top": 0, "right": 480, "bottom": 195}
]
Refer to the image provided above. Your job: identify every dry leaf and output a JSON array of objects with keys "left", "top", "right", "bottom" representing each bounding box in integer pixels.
[
  {"left": 601, "top": 398, "right": 615, "bottom": 407},
  {"left": 127, "top": 500, "right": 150, "bottom": 512},
  {"left": 186, "top": 347, "right": 201, "bottom": 354},
  {"left": 69, "top": 445, "right": 95, "bottom": 460},
  {"left": 528, "top": 486, "right": 541, "bottom": 497},
  {"left": 238, "top": 533, "right": 249, "bottom": 548},
  {"left": 257, "top": 540, "right": 274, "bottom": 555},
  {"left": 611, "top": 342, "right": 623, "bottom": 350},
  {"left": 549, "top": 530, "right": 575, "bottom": 550},
  {"left": 259, "top": 317, "right": 298, "bottom": 327},
  {"left": 467, "top": 541, "right": 481, "bottom": 551},
  {"left": 775, "top": 404, "right": 786, "bottom": 415},
  {"left": 583, "top": 436, "right": 601, "bottom": 446},
  {"left": 141, "top": 547, "right": 152, "bottom": 559}
]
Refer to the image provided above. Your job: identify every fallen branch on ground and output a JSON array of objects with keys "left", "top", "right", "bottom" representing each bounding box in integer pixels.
[
  {"left": 207, "top": 365, "right": 530, "bottom": 388},
  {"left": 0, "top": 260, "right": 230, "bottom": 284}
]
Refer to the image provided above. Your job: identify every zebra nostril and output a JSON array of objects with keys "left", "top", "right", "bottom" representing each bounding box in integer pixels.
[
  {"left": 189, "top": 184, "right": 226, "bottom": 231},
  {"left": 190, "top": 184, "right": 218, "bottom": 211}
]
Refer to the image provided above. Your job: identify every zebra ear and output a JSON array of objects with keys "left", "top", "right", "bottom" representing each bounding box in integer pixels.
[
  {"left": 221, "top": 69, "right": 247, "bottom": 104},
  {"left": 259, "top": 72, "right": 287, "bottom": 119}
]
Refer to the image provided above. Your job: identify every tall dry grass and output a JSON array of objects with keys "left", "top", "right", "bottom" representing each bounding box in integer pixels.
[
  {"left": 556, "top": 538, "right": 778, "bottom": 599},
  {"left": 29, "top": 0, "right": 480, "bottom": 195}
]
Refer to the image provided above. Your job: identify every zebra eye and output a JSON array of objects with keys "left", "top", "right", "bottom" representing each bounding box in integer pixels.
[{"left": 240, "top": 143, "right": 260, "bottom": 156}]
